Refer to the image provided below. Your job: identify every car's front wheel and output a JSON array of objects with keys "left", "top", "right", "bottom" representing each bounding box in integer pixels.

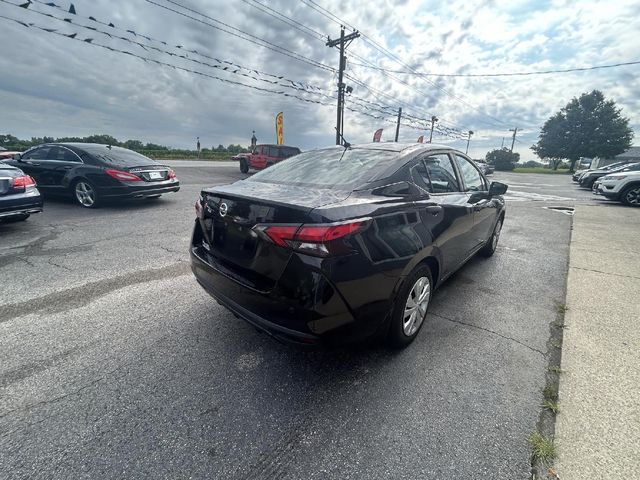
[
  {"left": 620, "top": 184, "right": 640, "bottom": 207},
  {"left": 73, "top": 180, "right": 100, "bottom": 208},
  {"left": 387, "top": 265, "right": 433, "bottom": 348},
  {"left": 479, "top": 217, "right": 503, "bottom": 257}
]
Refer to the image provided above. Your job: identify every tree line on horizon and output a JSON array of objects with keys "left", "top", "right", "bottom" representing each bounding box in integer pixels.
[{"left": 0, "top": 134, "right": 249, "bottom": 154}]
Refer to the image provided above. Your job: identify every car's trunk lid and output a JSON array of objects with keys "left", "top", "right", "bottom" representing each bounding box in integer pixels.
[{"left": 200, "top": 181, "right": 350, "bottom": 291}]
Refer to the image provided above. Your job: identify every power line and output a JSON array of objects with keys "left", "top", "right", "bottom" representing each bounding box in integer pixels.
[
  {"left": 143, "top": 0, "right": 335, "bottom": 73},
  {"left": 348, "top": 59, "right": 640, "bottom": 77},
  {"left": 238, "top": 0, "right": 325, "bottom": 41},
  {"left": 1, "top": 11, "right": 461, "bottom": 139}
]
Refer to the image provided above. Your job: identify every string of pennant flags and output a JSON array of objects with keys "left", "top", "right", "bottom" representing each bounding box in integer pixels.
[{"left": 3, "top": 0, "right": 469, "bottom": 141}]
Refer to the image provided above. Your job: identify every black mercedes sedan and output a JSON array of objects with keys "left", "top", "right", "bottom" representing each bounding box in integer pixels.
[
  {"left": 191, "top": 143, "right": 507, "bottom": 348},
  {"left": 6, "top": 143, "right": 179, "bottom": 208},
  {"left": 0, "top": 162, "right": 43, "bottom": 222}
]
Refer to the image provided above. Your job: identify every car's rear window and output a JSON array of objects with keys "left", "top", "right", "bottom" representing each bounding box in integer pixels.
[
  {"left": 248, "top": 147, "right": 398, "bottom": 189},
  {"left": 79, "top": 146, "right": 158, "bottom": 167}
]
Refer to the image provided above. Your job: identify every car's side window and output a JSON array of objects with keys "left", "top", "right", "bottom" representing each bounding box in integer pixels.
[
  {"left": 454, "top": 154, "right": 487, "bottom": 192},
  {"left": 418, "top": 154, "right": 460, "bottom": 193},
  {"left": 46, "top": 147, "right": 69, "bottom": 161},
  {"left": 23, "top": 147, "right": 50, "bottom": 160}
]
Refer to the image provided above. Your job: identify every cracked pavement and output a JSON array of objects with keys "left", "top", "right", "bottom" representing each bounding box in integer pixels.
[{"left": 0, "top": 167, "right": 586, "bottom": 479}]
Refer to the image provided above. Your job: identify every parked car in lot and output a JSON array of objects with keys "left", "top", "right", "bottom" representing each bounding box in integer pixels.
[
  {"left": 475, "top": 159, "right": 494, "bottom": 175},
  {"left": 0, "top": 162, "right": 43, "bottom": 222},
  {"left": 238, "top": 144, "right": 301, "bottom": 173},
  {"left": 6, "top": 143, "right": 180, "bottom": 208},
  {"left": 191, "top": 143, "right": 507, "bottom": 348},
  {"left": 0, "top": 150, "right": 22, "bottom": 161},
  {"left": 578, "top": 162, "right": 638, "bottom": 189},
  {"left": 573, "top": 161, "right": 630, "bottom": 184},
  {"left": 594, "top": 170, "right": 640, "bottom": 207}
]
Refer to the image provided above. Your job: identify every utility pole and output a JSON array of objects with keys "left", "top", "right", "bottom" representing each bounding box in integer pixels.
[
  {"left": 429, "top": 115, "right": 438, "bottom": 143},
  {"left": 501, "top": 137, "right": 505, "bottom": 148},
  {"left": 395, "top": 107, "right": 402, "bottom": 142},
  {"left": 327, "top": 27, "right": 360, "bottom": 145},
  {"left": 465, "top": 130, "right": 474, "bottom": 154},
  {"left": 509, "top": 127, "right": 518, "bottom": 153}
]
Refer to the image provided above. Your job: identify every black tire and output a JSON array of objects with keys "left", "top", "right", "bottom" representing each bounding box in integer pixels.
[
  {"left": 387, "top": 264, "right": 433, "bottom": 349},
  {"left": 620, "top": 184, "right": 640, "bottom": 207},
  {"left": 239, "top": 158, "right": 249, "bottom": 173},
  {"left": 1, "top": 213, "right": 30, "bottom": 223},
  {"left": 479, "top": 217, "right": 503, "bottom": 258},
  {"left": 72, "top": 179, "right": 100, "bottom": 208}
]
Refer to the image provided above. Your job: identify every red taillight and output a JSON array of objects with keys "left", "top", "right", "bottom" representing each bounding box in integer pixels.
[
  {"left": 168, "top": 169, "right": 177, "bottom": 179},
  {"left": 260, "top": 225, "right": 299, "bottom": 247},
  {"left": 13, "top": 175, "right": 36, "bottom": 188},
  {"left": 255, "top": 220, "right": 368, "bottom": 256},
  {"left": 105, "top": 169, "right": 142, "bottom": 182},
  {"left": 296, "top": 222, "right": 366, "bottom": 243}
]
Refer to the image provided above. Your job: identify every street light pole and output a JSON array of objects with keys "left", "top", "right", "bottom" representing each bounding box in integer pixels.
[
  {"left": 465, "top": 130, "right": 474, "bottom": 154},
  {"left": 429, "top": 116, "right": 438, "bottom": 143}
]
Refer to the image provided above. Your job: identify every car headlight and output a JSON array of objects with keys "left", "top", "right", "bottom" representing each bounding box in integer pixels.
[{"left": 603, "top": 175, "right": 625, "bottom": 181}]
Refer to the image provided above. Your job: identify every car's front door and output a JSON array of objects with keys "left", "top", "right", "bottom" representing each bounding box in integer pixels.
[
  {"left": 453, "top": 153, "right": 496, "bottom": 248},
  {"left": 412, "top": 152, "right": 477, "bottom": 276},
  {"left": 17, "top": 146, "right": 52, "bottom": 190}
]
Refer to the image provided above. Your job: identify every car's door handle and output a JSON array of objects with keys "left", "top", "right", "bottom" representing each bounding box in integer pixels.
[
  {"left": 424, "top": 206, "right": 443, "bottom": 215},
  {"left": 62, "top": 166, "right": 72, "bottom": 170},
  {"left": 25, "top": 161, "right": 40, "bottom": 166}
]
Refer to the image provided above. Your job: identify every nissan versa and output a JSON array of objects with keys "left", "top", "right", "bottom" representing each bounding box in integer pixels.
[{"left": 190, "top": 143, "right": 507, "bottom": 348}]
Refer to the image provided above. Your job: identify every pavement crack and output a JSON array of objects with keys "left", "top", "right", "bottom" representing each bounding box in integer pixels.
[
  {"left": 0, "top": 262, "right": 191, "bottom": 323},
  {"left": 570, "top": 265, "right": 640, "bottom": 281},
  {"left": 430, "top": 312, "right": 546, "bottom": 356}
]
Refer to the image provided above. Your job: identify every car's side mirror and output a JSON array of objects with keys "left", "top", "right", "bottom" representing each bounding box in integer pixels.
[
  {"left": 489, "top": 181, "right": 508, "bottom": 196},
  {"left": 12, "top": 153, "right": 21, "bottom": 160}
]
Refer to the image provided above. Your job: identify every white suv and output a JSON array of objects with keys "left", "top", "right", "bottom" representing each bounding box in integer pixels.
[{"left": 595, "top": 171, "right": 640, "bottom": 207}]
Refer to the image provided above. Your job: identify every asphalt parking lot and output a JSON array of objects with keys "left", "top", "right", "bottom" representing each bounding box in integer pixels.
[{"left": 0, "top": 164, "right": 602, "bottom": 479}]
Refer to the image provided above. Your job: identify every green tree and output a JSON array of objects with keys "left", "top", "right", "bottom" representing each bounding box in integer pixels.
[
  {"left": 532, "top": 90, "right": 633, "bottom": 172},
  {"left": 486, "top": 148, "right": 519, "bottom": 171}
]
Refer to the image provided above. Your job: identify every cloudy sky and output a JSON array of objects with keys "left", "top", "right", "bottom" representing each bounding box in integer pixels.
[{"left": 1, "top": 0, "right": 639, "bottom": 160}]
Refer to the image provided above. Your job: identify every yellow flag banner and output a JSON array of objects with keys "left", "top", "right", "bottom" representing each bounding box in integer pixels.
[{"left": 276, "top": 112, "right": 284, "bottom": 145}]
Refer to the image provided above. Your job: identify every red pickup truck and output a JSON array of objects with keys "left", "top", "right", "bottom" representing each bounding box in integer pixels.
[{"left": 235, "top": 144, "right": 301, "bottom": 173}]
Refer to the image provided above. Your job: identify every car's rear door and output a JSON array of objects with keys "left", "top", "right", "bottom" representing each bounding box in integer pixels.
[
  {"left": 45, "top": 146, "right": 84, "bottom": 192},
  {"left": 412, "top": 152, "right": 477, "bottom": 276}
]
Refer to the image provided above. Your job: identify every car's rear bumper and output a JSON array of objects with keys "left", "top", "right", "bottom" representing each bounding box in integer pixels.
[
  {"left": 99, "top": 180, "right": 180, "bottom": 199},
  {"left": 0, "top": 189, "right": 43, "bottom": 218},
  {"left": 191, "top": 246, "right": 325, "bottom": 345}
]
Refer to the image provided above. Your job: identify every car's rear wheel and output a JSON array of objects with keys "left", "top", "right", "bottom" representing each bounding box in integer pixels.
[
  {"left": 479, "top": 217, "right": 503, "bottom": 257},
  {"left": 387, "top": 265, "right": 433, "bottom": 348},
  {"left": 73, "top": 180, "right": 99, "bottom": 208},
  {"left": 620, "top": 184, "right": 640, "bottom": 207},
  {"left": 239, "top": 158, "right": 249, "bottom": 173}
]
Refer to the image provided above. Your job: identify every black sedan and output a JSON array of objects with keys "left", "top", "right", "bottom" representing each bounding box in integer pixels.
[
  {"left": 190, "top": 143, "right": 507, "bottom": 348},
  {"left": 6, "top": 143, "right": 179, "bottom": 208},
  {"left": 0, "top": 162, "right": 43, "bottom": 222}
]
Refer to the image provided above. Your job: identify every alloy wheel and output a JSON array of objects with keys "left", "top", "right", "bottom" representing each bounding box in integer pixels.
[
  {"left": 625, "top": 187, "right": 640, "bottom": 205},
  {"left": 402, "top": 276, "right": 431, "bottom": 336},
  {"left": 75, "top": 181, "right": 96, "bottom": 207}
]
